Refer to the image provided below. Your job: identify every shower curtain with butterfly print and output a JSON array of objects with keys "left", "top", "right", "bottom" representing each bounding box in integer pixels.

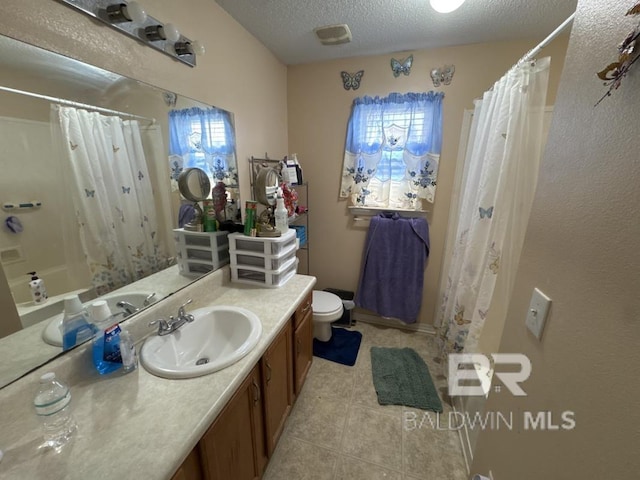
[
  {"left": 339, "top": 92, "right": 443, "bottom": 209},
  {"left": 54, "top": 106, "right": 170, "bottom": 295},
  {"left": 436, "top": 57, "right": 550, "bottom": 356}
]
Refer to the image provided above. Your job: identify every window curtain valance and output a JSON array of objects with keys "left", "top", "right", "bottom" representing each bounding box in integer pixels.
[
  {"left": 168, "top": 107, "right": 237, "bottom": 186},
  {"left": 340, "top": 91, "right": 444, "bottom": 209}
]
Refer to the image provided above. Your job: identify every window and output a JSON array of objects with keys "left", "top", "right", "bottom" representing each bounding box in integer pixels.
[
  {"left": 340, "top": 92, "right": 444, "bottom": 208},
  {"left": 168, "top": 107, "right": 238, "bottom": 186}
]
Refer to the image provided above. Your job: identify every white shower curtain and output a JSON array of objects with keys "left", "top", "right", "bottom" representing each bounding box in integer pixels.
[
  {"left": 436, "top": 57, "right": 550, "bottom": 355},
  {"left": 54, "top": 106, "right": 170, "bottom": 295}
]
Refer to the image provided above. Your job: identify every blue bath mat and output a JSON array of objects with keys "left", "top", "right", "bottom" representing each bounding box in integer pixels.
[{"left": 313, "top": 328, "right": 362, "bottom": 366}]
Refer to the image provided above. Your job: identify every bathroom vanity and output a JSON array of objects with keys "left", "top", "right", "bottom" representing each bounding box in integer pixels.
[{"left": 0, "top": 266, "right": 315, "bottom": 479}]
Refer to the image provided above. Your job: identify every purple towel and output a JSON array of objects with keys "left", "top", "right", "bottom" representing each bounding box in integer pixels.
[
  {"left": 178, "top": 203, "right": 195, "bottom": 228},
  {"left": 355, "top": 213, "right": 430, "bottom": 323}
]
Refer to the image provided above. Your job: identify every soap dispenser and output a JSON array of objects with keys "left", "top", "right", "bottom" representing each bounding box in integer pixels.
[
  {"left": 27, "top": 271, "right": 48, "bottom": 305},
  {"left": 274, "top": 187, "right": 288, "bottom": 234}
]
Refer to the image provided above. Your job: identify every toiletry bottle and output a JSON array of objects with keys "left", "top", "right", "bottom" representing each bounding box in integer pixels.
[
  {"left": 33, "top": 372, "right": 77, "bottom": 451},
  {"left": 27, "top": 271, "right": 48, "bottom": 305},
  {"left": 119, "top": 329, "right": 138, "bottom": 373},
  {"left": 61, "top": 295, "right": 94, "bottom": 351},
  {"left": 89, "top": 301, "right": 122, "bottom": 375},
  {"left": 275, "top": 188, "right": 288, "bottom": 234}
]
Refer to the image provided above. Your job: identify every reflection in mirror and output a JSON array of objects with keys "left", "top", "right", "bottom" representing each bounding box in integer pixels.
[
  {"left": 0, "top": 34, "right": 241, "bottom": 388},
  {"left": 178, "top": 167, "right": 211, "bottom": 231}
]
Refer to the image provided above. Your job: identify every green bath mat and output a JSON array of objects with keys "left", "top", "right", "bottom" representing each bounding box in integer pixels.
[{"left": 370, "top": 347, "right": 443, "bottom": 412}]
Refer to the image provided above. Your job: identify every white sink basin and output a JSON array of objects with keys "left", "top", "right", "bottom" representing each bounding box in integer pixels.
[
  {"left": 140, "top": 306, "right": 263, "bottom": 379},
  {"left": 42, "top": 291, "right": 160, "bottom": 347}
]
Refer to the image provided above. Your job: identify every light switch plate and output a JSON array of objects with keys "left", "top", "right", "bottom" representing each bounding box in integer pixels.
[{"left": 526, "top": 288, "right": 551, "bottom": 340}]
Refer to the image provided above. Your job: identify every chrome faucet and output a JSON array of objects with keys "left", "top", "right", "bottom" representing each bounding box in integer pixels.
[
  {"left": 117, "top": 292, "right": 157, "bottom": 317},
  {"left": 149, "top": 299, "right": 195, "bottom": 336},
  {"left": 116, "top": 301, "right": 139, "bottom": 317},
  {"left": 143, "top": 292, "right": 156, "bottom": 306}
]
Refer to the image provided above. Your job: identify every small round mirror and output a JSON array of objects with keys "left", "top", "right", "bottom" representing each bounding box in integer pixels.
[
  {"left": 254, "top": 167, "right": 280, "bottom": 206},
  {"left": 178, "top": 168, "right": 211, "bottom": 202}
]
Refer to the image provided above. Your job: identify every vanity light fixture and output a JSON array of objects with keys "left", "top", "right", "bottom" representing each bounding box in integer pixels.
[
  {"left": 174, "top": 40, "right": 206, "bottom": 57},
  {"left": 57, "top": 0, "right": 202, "bottom": 67},
  {"left": 105, "top": 1, "right": 146, "bottom": 23},
  {"left": 429, "top": 0, "right": 466, "bottom": 14},
  {"left": 145, "top": 23, "right": 180, "bottom": 42}
]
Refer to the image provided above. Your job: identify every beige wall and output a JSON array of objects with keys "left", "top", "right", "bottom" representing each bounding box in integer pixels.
[
  {"left": 287, "top": 37, "right": 568, "bottom": 327},
  {"left": 471, "top": 1, "right": 640, "bottom": 477}
]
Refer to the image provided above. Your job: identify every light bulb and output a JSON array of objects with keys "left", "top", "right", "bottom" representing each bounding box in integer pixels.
[
  {"left": 145, "top": 23, "right": 180, "bottom": 42},
  {"left": 162, "top": 23, "right": 180, "bottom": 42},
  {"left": 122, "top": 1, "right": 147, "bottom": 22},
  {"left": 429, "top": 0, "right": 466, "bottom": 13},
  {"left": 106, "top": 1, "right": 147, "bottom": 23},
  {"left": 190, "top": 40, "right": 205, "bottom": 56}
]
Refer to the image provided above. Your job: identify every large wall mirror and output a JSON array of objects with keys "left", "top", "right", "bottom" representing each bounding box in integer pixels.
[{"left": 0, "top": 34, "right": 241, "bottom": 388}]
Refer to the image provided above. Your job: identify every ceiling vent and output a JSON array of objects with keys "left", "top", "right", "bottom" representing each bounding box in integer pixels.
[{"left": 314, "top": 24, "right": 352, "bottom": 46}]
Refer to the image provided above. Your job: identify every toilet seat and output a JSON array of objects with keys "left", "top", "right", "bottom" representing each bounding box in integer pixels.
[{"left": 312, "top": 291, "right": 343, "bottom": 321}]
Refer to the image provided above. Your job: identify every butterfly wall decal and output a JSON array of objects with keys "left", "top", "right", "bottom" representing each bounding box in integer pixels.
[
  {"left": 341, "top": 70, "right": 364, "bottom": 90},
  {"left": 430, "top": 64, "right": 455, "bottom": 87},
  {"left": 479, "top": 206, "right": 494, "bottom": 219},
  {"left": 112, "top": 145, "right": 120, "bottom": 153},
  {"left": 390, "top": 55, "right": 413, "bottom": 77},
  {"left": 478, "top": 309, "right": 488, "bottom": 320},
  {"left": 84, "top": 188, "right": 95, "bottom": 198},
  {"left": 138, "top": 170, "right": 144, "bottom": 180},
  {"left": 70, "top": 141, "right": 78, "bottom": 150},
  {"left": 122, "top": 186, "right": 131, "bottom": 194}
]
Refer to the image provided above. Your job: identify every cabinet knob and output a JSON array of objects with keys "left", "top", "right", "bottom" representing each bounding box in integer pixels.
[{"left": 301, "top": 302, "right": 311, "bottom": 314}]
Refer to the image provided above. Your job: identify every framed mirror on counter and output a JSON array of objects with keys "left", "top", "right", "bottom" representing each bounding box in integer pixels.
[{"left": 0, "top": 34, "right": 242, "bottom": 388}]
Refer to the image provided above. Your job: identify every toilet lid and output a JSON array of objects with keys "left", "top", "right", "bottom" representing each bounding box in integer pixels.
[{"left": 313, "top": 290, "right": 343, "bottom": 314}]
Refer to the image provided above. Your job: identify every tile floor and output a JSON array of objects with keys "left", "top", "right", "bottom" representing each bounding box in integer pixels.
[{"left": 263, "top": 322, "right": 468, "bottom": 480}]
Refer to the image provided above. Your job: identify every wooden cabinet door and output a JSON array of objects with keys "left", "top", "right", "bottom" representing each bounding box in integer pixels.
[
  {"left": 199, "top": 365, "right": 265, "bottom": 480},
  {"left": 170, "top": 447, "right": 203, "bottom": 480},
  {"left": 293, "top": 290, "right": 312, "bottom": 330},
  {"left": 261, "top": 322, "right": 293, "bottom": 456},
  {"left": 293, "top": 309, "right": 313, "bottom": 396}
]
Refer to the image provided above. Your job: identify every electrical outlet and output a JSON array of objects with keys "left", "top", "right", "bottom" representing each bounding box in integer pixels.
[{"left": 525, "top": 288, "right": 551, "bottom": 340}]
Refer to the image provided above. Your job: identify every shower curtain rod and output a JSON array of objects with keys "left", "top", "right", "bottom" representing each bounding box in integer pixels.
[
  {"left": 0, "top": 85, "right": 156, "bottom": 124},
  {"left": 519, "top": 12, "right": 576, "bottom": 65}
]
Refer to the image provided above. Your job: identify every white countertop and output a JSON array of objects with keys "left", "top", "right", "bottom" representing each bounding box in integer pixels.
[{"left": 0, "top": 266, "right": 316, "bottom": 479}]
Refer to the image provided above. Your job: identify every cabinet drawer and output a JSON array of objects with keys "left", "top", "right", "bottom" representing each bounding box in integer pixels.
[{"left": 293, "top": 290, "right": 312, "bottom": 329}]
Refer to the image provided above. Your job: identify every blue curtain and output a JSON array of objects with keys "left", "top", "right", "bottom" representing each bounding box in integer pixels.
[
  {"left": 168, "top": 107, "right": 237, "bottom": 185},
  {"left": 340, "top": 91, "right": 444, "bottom": 208}
]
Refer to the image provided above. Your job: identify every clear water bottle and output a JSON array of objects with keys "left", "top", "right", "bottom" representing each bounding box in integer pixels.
[{"left": 33, "top": 372, "right": 77, "bottom": 451}]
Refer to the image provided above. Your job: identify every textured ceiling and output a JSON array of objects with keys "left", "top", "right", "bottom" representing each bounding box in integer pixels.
[{"left": 215, "top": 0, "right": 578, "bottom": 65}]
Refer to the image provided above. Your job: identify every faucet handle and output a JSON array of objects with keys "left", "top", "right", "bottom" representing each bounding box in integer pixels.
[
  {"left": 149, "top": 318, "right": 169, "bottom": 333},
  {"left": 177, "top": 299, "right": 193, "bottom": 317},
  {"left": 143, "top": 292, "right": 157, "bottom": 307}
]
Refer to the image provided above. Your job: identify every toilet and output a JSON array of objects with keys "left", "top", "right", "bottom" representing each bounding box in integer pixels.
[{"left": 312, "top": 290, "right": 344, "bottom": 342}]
